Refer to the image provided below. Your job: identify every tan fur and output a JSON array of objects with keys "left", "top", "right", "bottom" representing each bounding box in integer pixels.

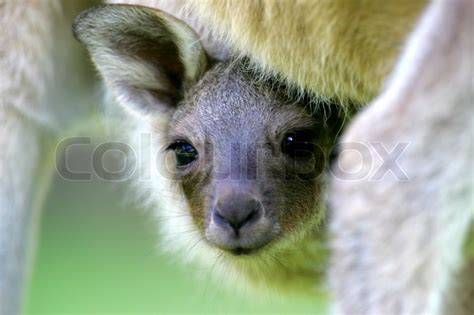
[
  {"left": 184, "top": 0, "right": 427, "bottom": 106},
  {"left": 108, "top": 0, "right": 427, "bottom": 106},
  {"left": 106, "top": 0, "right": 232, "bottom": 60},
  {"left": 1, "top": 0, "right": 472, "bottom": 313}
]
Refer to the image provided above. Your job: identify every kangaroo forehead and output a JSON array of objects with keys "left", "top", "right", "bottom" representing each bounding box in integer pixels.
[{"left": 170, "top": 61, "right": 315, "bottom": 142}]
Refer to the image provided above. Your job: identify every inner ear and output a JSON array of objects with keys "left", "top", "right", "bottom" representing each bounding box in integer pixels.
[
  {"left": 73, "top": 4, "right": 208, "bottom": 116},
  {"left": 117, "top": 28, "right": 185, "bottom": 97}
]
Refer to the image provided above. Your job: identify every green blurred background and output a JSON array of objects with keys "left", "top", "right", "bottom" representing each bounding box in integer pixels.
[{"left": 25, "top": 167, "right": 328, "bottom": 314}]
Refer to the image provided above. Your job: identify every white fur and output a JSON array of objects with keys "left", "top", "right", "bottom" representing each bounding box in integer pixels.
[
  {"left": 330, "top": 0, "right": 473, "bottom": 313},
  {"left": 1, "top": 0, "right": 472, "bottom": 314}
]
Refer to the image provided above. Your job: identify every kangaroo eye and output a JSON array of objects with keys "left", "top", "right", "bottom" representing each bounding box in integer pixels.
[
  {"left": 281, "top": 130, "right": 314, "bottom": 159},
  {"left": 169, "top": 142, "right": 199, "bottom": 167}
]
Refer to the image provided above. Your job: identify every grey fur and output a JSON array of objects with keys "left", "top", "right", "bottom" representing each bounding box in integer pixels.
[
  {"left": 2, "top": 1, "right": 472, "bottom": 314},
  {"left": 74, "top": 4, "right": 342, "bottom": 294}
]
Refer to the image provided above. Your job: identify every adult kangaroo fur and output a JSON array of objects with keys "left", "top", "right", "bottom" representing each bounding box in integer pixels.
[{"left": 0, "top": 0, "right": 472, "bottom": 314}]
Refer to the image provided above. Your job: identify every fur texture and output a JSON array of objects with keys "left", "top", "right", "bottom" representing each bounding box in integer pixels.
[
  {"left": 1, "top": 0, "right": 472, "bottom": 314},
  {"left": 0, "top": 2, "right": 60, "bottom": 314},
  {"left": 108, "top": 0, "right": 428, "bottom": 106},
  {"left": 0, "top": 1, "right": 99, "bottom": 314},
  {"left": 73, "top": 5, "right": 340, "bottom": 295},
  {"left": 181, "top": 0, "right": 428, "bottom": 106},
  {"left": 330, "top": 0, "right": 473, "bottom": 313}
]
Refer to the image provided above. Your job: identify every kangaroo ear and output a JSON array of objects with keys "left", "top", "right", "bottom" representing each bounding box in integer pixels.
[{"left": 73, "top": 4, "right": 208, "bottom": 116}]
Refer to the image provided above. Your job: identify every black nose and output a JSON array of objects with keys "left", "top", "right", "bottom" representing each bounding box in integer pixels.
[{"left": 213, "top": 192, "right": 262, "bottom": 233}]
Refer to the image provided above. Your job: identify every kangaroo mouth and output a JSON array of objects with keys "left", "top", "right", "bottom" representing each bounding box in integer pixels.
[
  {"left": 222, "top": 241, "right": 275, "bottom": 256},
  {"left": 228, "top": 247, "right": 256, "bottom": 256}
]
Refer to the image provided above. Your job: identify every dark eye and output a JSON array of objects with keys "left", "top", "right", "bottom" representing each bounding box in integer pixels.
[
  {"left": 169, "top": 142, "right": 199, "bottom": 167},
  {"left": 281, "top": 130, "right": 315, "bottom": 159}
]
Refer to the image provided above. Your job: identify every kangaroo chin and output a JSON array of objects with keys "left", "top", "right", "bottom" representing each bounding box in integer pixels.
[{"left": 73, "top": 4, "right": 342, "bottom": 294}]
